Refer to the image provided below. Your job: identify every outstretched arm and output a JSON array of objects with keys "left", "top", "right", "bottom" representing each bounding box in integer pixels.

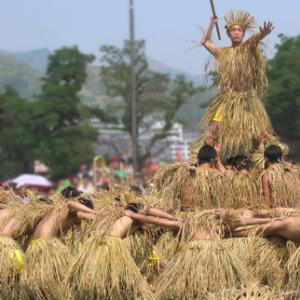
[
  {"left": 77, "top": 211, "right": 96, "bottom": 220},
  {"left": 247, "top": 21, "right": 274, "bottom": 48},
  {"left": 142, "top": 207, "right": 178, "bottom": 221},
  {"left": 201, "top": 16, "right": 220, "bottom": 56},
  {"left": 67, "top": 200, "right": 96, "bottom": 215},
  {"left": 124, "top": 210, "right": 182, "bottom": 231}
]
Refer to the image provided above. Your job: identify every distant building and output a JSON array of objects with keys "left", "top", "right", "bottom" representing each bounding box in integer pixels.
[{"left": 91, "top": 118, "right": 197, "bottom": 162}]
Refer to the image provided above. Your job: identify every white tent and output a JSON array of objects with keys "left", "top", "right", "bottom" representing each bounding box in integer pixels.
[{"left": 12, "top": 174, "right": 53, "bottom": 188}]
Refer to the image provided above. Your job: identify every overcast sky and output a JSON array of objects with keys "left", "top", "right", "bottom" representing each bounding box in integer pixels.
[{"left": 0, "top": 0, "right": 299, "bottom": 75}]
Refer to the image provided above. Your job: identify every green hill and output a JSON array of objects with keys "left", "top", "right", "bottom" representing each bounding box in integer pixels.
[
  {"left": 0, "top": 48, "right": 211, "bottom": 130},
  {"left": 0, "top": 52, "right": 42, "bottom": 99}
]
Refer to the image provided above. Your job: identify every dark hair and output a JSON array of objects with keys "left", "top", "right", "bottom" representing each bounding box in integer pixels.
[
  {"left": 125, "top": 202, "right": 141, "bottom": 213},
  {"left": 37, "top": 197, "right": 53, "bottom": 204},
  {"left": 130, "top": 185, "right": 143, "bottom": 196},
  {"left": 264, "top": 145, "right": 282, "bottom": 163},
  {"left": 114, "top": 195, "right": 121, "bottom": 202},
  {"left": 197, "top": 145, "right": 217, "bottom": 164},
  {"left": 61, "top": 186, "right": 81, "bottom": 198},
  {"left": 78, "top": 198, "right": 94, "bottom": 210},
  {"left": 235, "top": 157, "right": 252, "bottom": 171},
  {"left": 97, "top": 183, "right": 110, "bottom": 191}
]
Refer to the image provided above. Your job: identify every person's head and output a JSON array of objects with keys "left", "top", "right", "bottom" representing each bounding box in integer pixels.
[
  {"left": 82, "top": 174, "right": 92, "bottom": 186},
  {"left": 197, "top": 145, "right": 217, "bottom": 166},
  {"left": 61, "top": 186, "right": 81, "bottom": 198},
  {"left": 235, "top": 157, "right": 252, "bottom": 174},
  {"left": 226, "top": 25, "right": 245, "bottom": 45},
  {"left": 17, "top": 185, "right": 29, "bottom": 198},
  {"left": 94, "top": 156, "right": 106, "bottom": 168},
  {"left": 224, "top": 10, "right": 256, "bottom": 46},
  {"left": 79, "top": 163, "right": 89, "bottom": 173},
  {"left": 125, "top": 202, "right": 141, "bottom": 213},
  {"left": 97, "top": 183, "right": 110, "bottom": 191},
  {"left": 70, "top": 176, "right": 80, "bottom": 188},
  {"left": 130, "top": 184, "right": 144, "bottom": 196},
  {"left": 264, "top": 145, "right": 282, "bottom": 165},
  {"left": 78, "top": 198, "right": 94, "bottom": 210}
]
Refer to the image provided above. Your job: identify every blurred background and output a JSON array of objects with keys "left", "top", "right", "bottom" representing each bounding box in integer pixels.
[{"left": 0, "top": 0, "right": 299, "bottom": 192}]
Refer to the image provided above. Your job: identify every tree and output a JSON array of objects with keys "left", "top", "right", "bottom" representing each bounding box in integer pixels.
[
  {"left": 265, "top": 34, "right": 300, "bottom": 160},
  {"left": 100, "top": 40, "right": 198, "bottom": 166},
  {"left": 0, "top": 87, "right": 36, "bottom": 179},
  {"left": 32, "top": 47, "right": 103, "bottom": 178}
]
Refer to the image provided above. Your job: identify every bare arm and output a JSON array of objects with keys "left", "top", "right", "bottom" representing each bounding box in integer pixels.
[
  {"left": 215, "top": 143, "right": 227, "bottom": 174},
  {"left": 124, "top": 210, "right": 181, "bottom": 231},
  {"left": 247, "top": 21, "right": 274, "bottom": 48},
  {"left": 201, "top": 17, "right": 220, "bottom": 56},
  {"left": 77, "top": 211, "right": 96, "bottom": 220},
  {"left": 142, "top": 207, "right": 178, "bottom": 221},
  {"left": 239, "top": 217, "right": 273, "bottom": 226},
  {"left": 67, "top": 200, "right": 96, "bottom": 215},
  {"left": 253, "top": 207, "right": 296, "bottom": 217},
  {"left": 262, "top": 172, "right": 271, "bottom": 208}
]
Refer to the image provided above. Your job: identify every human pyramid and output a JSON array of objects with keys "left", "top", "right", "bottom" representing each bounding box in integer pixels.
[{"left": 1, "top": 9, "right": 300, "bottom": 300}]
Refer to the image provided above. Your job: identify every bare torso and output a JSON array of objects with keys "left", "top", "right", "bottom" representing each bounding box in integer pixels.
[
  {"left": 31, "top": 209, "right": 76, "bottom": 240},
  {"left": 0, "top": 208, "right": 20, "bottom": 238}
]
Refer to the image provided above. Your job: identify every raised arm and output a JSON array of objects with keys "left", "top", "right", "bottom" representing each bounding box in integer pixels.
[
  {"left": 214, "top": 143, "right": 228, "bottom": 174},
  {"left": 247, "top": 21, "right": 274, "bottom": 48},
  {"left": 201, "top": 16, "right": 220, "bottom": 56}
]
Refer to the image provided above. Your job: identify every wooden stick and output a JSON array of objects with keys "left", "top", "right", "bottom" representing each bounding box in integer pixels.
[{"left": 209, "top": 0, "right": 221, "bottom": 40}]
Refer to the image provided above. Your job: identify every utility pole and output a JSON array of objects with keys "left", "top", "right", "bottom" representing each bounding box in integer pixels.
[{"left": 129, "top": 0, "right": 138, "bottom": 174}]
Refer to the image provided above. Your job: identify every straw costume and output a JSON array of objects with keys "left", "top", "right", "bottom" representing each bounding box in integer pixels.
[
  {"left": 192, "top": 11, "right": 280, "bottom": 159},
  {"left": 154, "top": 212, "right": 252, "bottom": 300},
  {"left": 65, "top": 203, "right": 154, "bottom": 300},
  {"left": 262, "top": 162, "right": 300, "bottom": 208},
  {"left": 0, "top": 236, "right": 25, "bottom": 299},
  {"left": 0, "top": 201, "right": 54, "bottom": 299},
  {"left": 153, "top": 162, "right": 231, "bottom": 210},
  {"left": 20, "top": 203, "right": 77, "bottom": 300},
  {"left": 230, "top": 171, "right": 263, "bottom": 208}
]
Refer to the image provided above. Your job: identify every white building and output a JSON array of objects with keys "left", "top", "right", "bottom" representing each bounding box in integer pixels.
[{"left": 91, "top": 118, "right": 194, "bottom": 162}]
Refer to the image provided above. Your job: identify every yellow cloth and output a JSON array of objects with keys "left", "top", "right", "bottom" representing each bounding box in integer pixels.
[
  {"left": 212, "top": 106, "right": 224, "bottom": 122},
  {"left": 30, "top": 237, "right": 49, "bottom": 244},
  {"left": 9, "top": 248, "right": 25, "bottom": 273},
  {"left": 0, "top": 236, "right": 25, "bottom": 273},
  {"left": 148, "top": 249, "right": 161, "bottom": 262}
]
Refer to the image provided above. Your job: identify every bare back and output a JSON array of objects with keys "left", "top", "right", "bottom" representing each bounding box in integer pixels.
[{"left": 31, "top": 208, "right": 75, "bottom": 240}]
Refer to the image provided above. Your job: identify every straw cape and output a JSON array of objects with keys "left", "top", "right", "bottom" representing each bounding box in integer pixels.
[
  {"left": 262, "top": 162, "right": 300, "bottom": 207},
  {"left": 152, "top": 162, "right": 231, "bottom": 210},
  {"left": 21, "top": 236, "right": 71, "bottom": 300},
  {"left": 66, "top": 235, "right": 154, "bottom": 300},
  {"left": 154, "top": 213, "right": 252, "bottom": 300},
  {"left": 20, "top": 204, "right": 72, "bottom": 300},
  {"left": 230, "top": 171, "right": 263, "bottom": 208},
  {"left": 65, "top": 204, "right": 155, "bottom": 300},
  {"left": 0, "top": 236, "right": 25, "bottom": 300}
]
